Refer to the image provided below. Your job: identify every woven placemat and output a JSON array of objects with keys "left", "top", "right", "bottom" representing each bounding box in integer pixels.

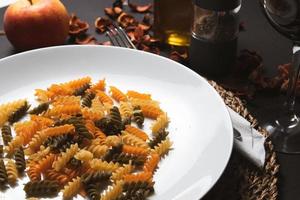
[{"left": 202, "top": 81, "right": 279, "bottom": 200}]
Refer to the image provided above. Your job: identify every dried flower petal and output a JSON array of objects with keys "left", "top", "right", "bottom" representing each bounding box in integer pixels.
[
  {"left": 69, "top": 14, "right": 89, "bottom": 37},
  {"left": 104, "top": 7, "right": 123, "bottom": 19},
  {"left": 75, "top": 35, "right": 97, "bottom": 45},
  {"left": 95, "top": 17, "right": 112, "bottom": 34},
  {"left": 117, "top": 12, "right": 137, "bottom": 28},
  {"left": 129, "top": 3, "right": 152, "bottom": 13}
]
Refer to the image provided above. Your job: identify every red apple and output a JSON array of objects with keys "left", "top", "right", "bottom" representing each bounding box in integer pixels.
[{"left": 3, "top": 0, "right": 69, "bottom": 50}]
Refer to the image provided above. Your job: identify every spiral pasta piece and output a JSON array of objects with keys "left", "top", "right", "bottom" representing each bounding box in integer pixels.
[
  {"left": 100, "top": 180, "right": 124, "bottom": 200},
  {"left": 110, "top": 86, "right": 127, "bottom": 102},
  {"left": 8, "top": 101, "right": 30, "bottom": 124},
  {"left": 27, "top": 163, "right": 41, "bottom": 182},
  {"left": 6, "top": 159, "right": 18, "bottom": 184},
  {"left": 124, "top": 172, "right": 153, "bottom": 183},
  {"left": 35, "top": 153, "right": 56, "bottom": 174},
  {"left": 111, "top": 164, "right": 132, "bottom": 182},
  {"left": 91, "top": 97, "right": 106, "bottom": 114},
  {"left": 141, "top": 105, "right": 163, "bottom": 119},
  {"left": 27, "top": 147, "right": 50, "bottom": 162},
  {"left": 43, "top": 105, "right": 81, "bottom": 118},
  {"left": 62, "top": 176, "right": 82, "bottom": 200},
  {"left": 28, "top": 102, "right": 50, "bottom": 115},
  {"left": 85, "top": 182, "right": 100, "bottom": 200},
  {"left": 89, "top": 159, "right": 119, "bottom": 172},
  {"left": 105, "top": 135, "right": 121, "bottom": 147},
  {"left": 45, "top": 169, "right": 70, "bottom": 185},
  {"left": 1, "top": 124, "right": 12, "bottom": 145},
  {"left": 81, "top": 107, "right": 103, "bottom": 121},
  {"left": 81, "top": 92, "right": 95, "bottom": 108},
  {"left": 152, "top": 138, "right": 172, "bottom": 158},
  {"left": 87, "top": 144, "right": 108, "bottom": 158},
  {"left": 121, "top": 131, "right": 149, "bottom": 149},
  {"left": 27, "top": 125, "right": 75, "bottom": 154},
  {"left": 35, "top": 89, "right": 51, "bottom": 102},
  {"left": 52, "top": 143, "right": 79, "bottom": 171},
  {"left": 127, "top": 90, "right": 152, "bottom": 100},
  {"left": 73, "top": 83, "right": 90, "bottom": 96},
  {"left": 130, "top": 98, "right": 160, "bottom": 107},
  {"left": 14, "top": 147, "right": 26, "bottom": 173},
  {"left": 0, "top": 159, "right": 8, "bottom": 185},
  {"left": 23, "top": 180, "right": 60, "bottom": 198},
  {"left": 14, "top": 121, "right": 39, "bottom": 145},
  {"left": 132, "top": 106, "right": 144, "bottom": 127},
  {"left": 151, "top": 112, "right": 169, "bottom": 134},
  {"left": 6, "top": 135, "right": 24, "bottom": 155},
  {"left": 96, "top": 91, "right": 113, "bottom": 105},
  {"left": 90, "top": 78, "right": 106, "bottom": 92},
  {"left": 125, "top": 125, "right": 149, "bottom": 141},
  {"left": 122, "top": 145, "right": 149, "bottom": 157},
  {"left": 75, "top": 149, "right": 94, "bottom": 162},
  {"left": 143, "top": 153, "right": 160, "bottom": 173},
  {"left": 52, "top": 96, "right": 81, "bottom": 106},
  {"left": 30, "top": 115, "right": 54, "bottom": 129},
  {"left": 0, "top": 99, "right": 27, "bottom": 126},
  {"left": 119, "top": 101, "right": 133, "bottom": 118}
]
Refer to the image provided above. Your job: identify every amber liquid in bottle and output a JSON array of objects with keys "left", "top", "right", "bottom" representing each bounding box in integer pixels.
[{"left": 154, "top": 0, "right": 193, "bottom": 46}]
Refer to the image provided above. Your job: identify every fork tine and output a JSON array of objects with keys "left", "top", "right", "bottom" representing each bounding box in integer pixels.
[
  {"left": 114, "top": 24, "right": 137, "bottom": 49},
  {"left": 106, "top": 26, "right": 123, "bottom": 47}
]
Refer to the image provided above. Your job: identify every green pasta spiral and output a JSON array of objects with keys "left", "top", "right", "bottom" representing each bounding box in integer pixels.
[
  {"left": 132, "top": 106, "right": 144, "bottom": 127},
  {"left": 123, "top": 181, "right": 154, "bottom": 194},
  {"left": 95, "top": 117, "right": 119, "bottom": 136},
  {"left": 28, "top": 102, "right": 50, "bottom": 115},
  {"left": 73, "top": 83, "right": 90, "bottom": 96},
  {"left": 44, "top": 134, "right": 75, "bottom": 153},
  {"left": 148, "top": 129, "right": 169, "bottom": 149},
  {"left": 116, "top": 188, "right": 152, "bottom": 200},
  {"left": 14, "top": 147, "right": 26, "bottom": 173},
  {"left": 0, "top": 159, "right": 8, "bottom": 185},
  {"left": 81, "top": 171, "right": 111, "bottom": 184},
  {"left": 85, "top": 182, "right": 100, "bottom": 200},
  {"left": 103, "top": 144, "right": 123, "bottom": 162},
  {"left": 110, "top": 106, "right": 122, "bottom": 130},
  {"left": 24, "top": 180, "right": 60, "bottom": 198},
  {"left": 0, "top": 145, "right": 3, "bottom": 158},
  {"left": 81, "top": 92, "right": 95, "bottom": 108},
  {"left": 8, "top": 101, "right": 30, "bottom": 124},
  {"left": 1, "top": 124, "right": 12, "bottom": 146},
  {"left": 111, "top": 152, "right": 146, "bottom": 166}
]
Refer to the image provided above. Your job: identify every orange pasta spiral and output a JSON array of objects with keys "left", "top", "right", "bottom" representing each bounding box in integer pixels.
[
  {"left": 27, "top": 163, "right": 41, "bottom": 181},
  {"left": 143, "top": 153, "right": 160, "bottom": 173},
  {"left": 44, "top": 105, "right": 81, "bottom": 118},
  {"left": 127, "top": 90, "right": 152, "bottom": 100},
  {"left": 123, "top": 171, "right": 153, "bottom": 183},
  {"left": 141, "top": 105, "right": 163, "bottom": 119},
  {"left": 45, "top": 169, "right": 70, "bottom": 185},
  {"left": 125, "top": 125, "right": 149, "bottom": 141},
  {"left": 90, "top": 79, "right": 106, "bottom": 92},
  {"left": 110, "top": 86, "right": 127, "bottom": 102},
  {"left": 96, "top": 91, "right": 113, "bottom": 105},
  {"left": 122, "top": 145, "right": 149, "bottom": 157}
]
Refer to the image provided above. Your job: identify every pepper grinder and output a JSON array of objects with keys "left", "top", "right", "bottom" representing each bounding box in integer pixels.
[{"left": 189, "top": 0, "right": 241, "bottom": 77}]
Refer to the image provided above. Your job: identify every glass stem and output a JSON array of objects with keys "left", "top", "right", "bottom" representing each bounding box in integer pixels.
[{"left": 285, "top": 45, "right": 300, "bottom": 114}]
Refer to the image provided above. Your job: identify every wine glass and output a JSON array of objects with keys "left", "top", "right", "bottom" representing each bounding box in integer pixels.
[{"left": 260, "top": 0, "right": 300, "bottom": 153}]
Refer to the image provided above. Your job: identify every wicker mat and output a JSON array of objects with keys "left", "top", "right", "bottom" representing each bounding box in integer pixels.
[{"left": 202, "top": 81, "right": 279, "bottom": 200}]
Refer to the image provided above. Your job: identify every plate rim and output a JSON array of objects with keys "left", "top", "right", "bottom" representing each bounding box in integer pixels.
[{"left": 0, "top": 45, "right": 233, "bottom": 199}]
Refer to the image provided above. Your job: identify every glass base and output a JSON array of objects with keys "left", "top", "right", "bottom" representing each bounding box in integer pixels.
[{"left": 264, "top": 114, "right": 300, "bottom": 154}]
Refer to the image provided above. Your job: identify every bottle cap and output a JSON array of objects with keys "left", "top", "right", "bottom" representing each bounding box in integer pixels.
[{"left": 194, "top": 0, "right": 241, "bottom": 11}]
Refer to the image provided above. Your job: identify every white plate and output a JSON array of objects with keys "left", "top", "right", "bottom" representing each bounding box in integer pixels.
[{"left": 0, "top": 45, "right": 233, "bottom": 200}]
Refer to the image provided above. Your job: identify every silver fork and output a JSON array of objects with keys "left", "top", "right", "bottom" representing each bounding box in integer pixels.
[{"left": 106, "top": 23, "right": 137, "bottom": 49}]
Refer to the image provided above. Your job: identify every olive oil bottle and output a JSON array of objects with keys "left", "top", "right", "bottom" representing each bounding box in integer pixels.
[{"left": 153, "top": 0, "right": 193, "bottom": 46}]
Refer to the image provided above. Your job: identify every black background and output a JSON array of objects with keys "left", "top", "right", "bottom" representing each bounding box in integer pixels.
[{"left": 0, "top": 0, "right": 299, "bottom": 199}]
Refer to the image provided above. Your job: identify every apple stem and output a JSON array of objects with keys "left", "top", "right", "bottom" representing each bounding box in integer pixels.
[
  {"left": 0, "top": 30, "right": 5, "bottom": 36},
  {"left": 28, "top": 0, "right": 33, "bottom": 5}
]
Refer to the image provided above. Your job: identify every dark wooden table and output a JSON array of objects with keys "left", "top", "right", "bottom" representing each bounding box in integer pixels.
[{"left": 0, "top": 0, "right": 299, "bottom": 199}]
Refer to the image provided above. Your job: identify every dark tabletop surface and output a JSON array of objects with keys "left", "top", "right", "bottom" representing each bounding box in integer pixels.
[{"left": 0, "top": 0, "right": 300, "bottom": 199}]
